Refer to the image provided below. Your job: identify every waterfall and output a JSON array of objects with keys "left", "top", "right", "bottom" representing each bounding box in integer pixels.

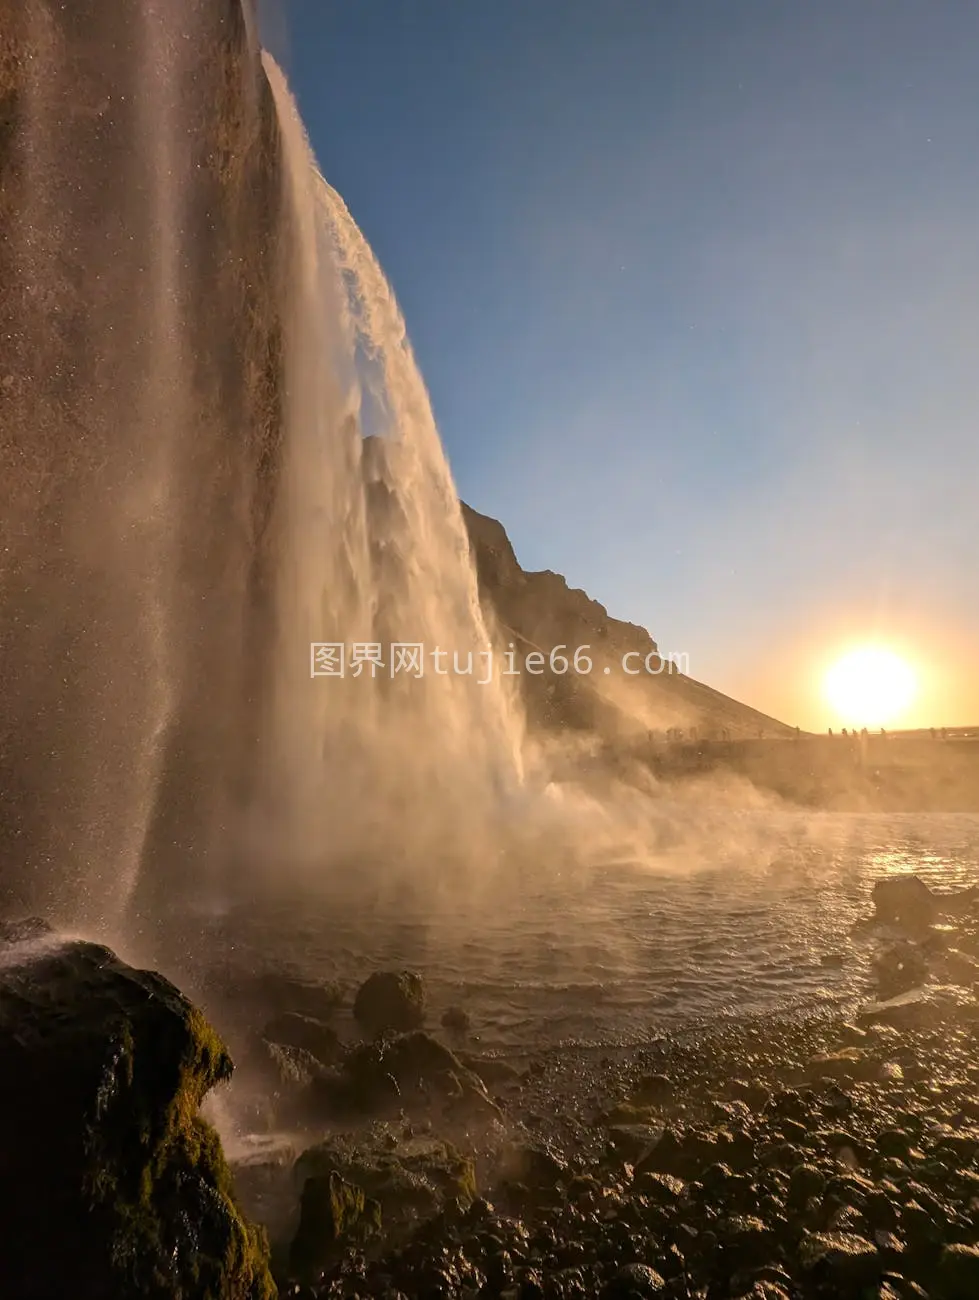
[
  {"left": 254, "top": 56, "right": 525, "bottom": 879},
  {"left": 0, "top": 2, "right": 524, "bottom": 945}
]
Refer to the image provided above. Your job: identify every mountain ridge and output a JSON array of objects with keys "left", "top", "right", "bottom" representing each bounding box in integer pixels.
[{"left": 461, "top": 501, "right": 795, "bottom": 741}]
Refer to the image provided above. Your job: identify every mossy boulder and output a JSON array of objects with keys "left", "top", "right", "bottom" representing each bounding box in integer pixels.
[
  {"left": 353, "top": 969, "right": 426, "bottom": 1033},
  {"left": 293, "top": 1128, "right": 476, "bottom": 1239},
  {"left": 0, "top": 926, "right": 275, "bottom": 1299},
  {"left": 288, "top": 1171, "right": 381, "bottom": 1279}
]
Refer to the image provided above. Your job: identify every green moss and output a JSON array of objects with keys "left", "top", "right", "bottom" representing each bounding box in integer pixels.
[
  {"left": 81, "top": 973, "right": 276, "bottom": 1298},
  {"left": 294, "top": 1131, "right": 477, "bottom": 1242},
  {"left": 289, "top": 1172, "right": 383, "bottom": 1279}
]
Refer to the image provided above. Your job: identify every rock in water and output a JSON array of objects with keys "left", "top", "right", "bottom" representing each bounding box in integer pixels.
[
  {"left": 0, "top": 931, "right": 275, "bottom": 1300},
  {"left": 872, "top": 875, "right": 938, "bottom": 929},
  {"left": 261, "top": 1011, "right": 340, "bottom": 1064},
  {"left": 353, "top": 969, "right": 426, "bottom": 1033}
]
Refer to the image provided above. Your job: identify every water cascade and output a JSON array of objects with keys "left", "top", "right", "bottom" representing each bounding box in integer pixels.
[
  {"left": 0, "top": 0, "right": 523, "bottom": 948},
  {"left": 252, "top": 57, "right": 524, "bottom": 878}
]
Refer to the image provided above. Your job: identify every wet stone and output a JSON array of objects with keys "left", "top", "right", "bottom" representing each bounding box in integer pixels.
[{"left": 601, "top": 1262, "right": 666, "bottom": 1297}]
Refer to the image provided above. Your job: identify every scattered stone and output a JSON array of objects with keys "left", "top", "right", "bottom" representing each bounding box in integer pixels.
[
  {"left": 798, "top": 1231, "right": 881, "bottom": 1287},
  {"left": 497, "top": 1142, "right": 567, "bottom": 1190},
  {"left": 602, "top": 1262, "right": 666, "bottom": 1295},
  {"left": 335, "top": 1030, "right": 501, "bottom": 1119},
  {"left": 457, "top": 1051, "right": 524, "bottom": 1086},
  {"left": 788, "top": 1162, "right": 826, "bottom": 1208},
  {"left": 632, "top": 1073, "right": 673, "bottom": 1103},
  {"left": 807, "top": 1048, "right": 881, "bottom": 1082},
  {"left": 606, "top": 1123, "right": 665, "bottom": 1162},
  {"left": 635, "top": 1171, "right": 685, "bottom": 1205}
]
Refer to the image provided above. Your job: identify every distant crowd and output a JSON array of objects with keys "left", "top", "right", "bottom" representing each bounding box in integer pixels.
[{"left": 645, "top": 725, "right": 956, "bottom": 745}]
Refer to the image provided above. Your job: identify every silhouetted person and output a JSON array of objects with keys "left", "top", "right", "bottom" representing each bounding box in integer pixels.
[
  {"left": 828, "top": 728, "right": 833, "bottom": 737},
  {"left": 842, "top": 727, "right": 848, "bottom": 737}
]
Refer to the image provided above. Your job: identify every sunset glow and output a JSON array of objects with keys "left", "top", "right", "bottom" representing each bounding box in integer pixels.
[{"left": 823, "top": 647, "right": 918, "bottom": 730}]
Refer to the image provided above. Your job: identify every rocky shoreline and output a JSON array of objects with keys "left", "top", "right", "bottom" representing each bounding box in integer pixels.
[
  {"left": 5, "top": 875, "right": 979, "bottom": 1298},
  {"left": 228, "top": 874, "right": 979, "bottom": 1299}
]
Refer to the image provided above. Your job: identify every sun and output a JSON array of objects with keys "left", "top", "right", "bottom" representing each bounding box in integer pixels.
[{"left": 823, "top": 646, "right": 917, "bottom": 730}]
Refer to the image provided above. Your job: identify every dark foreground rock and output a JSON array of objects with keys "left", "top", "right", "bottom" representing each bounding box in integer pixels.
[{"left": 0, "top": 923, "right": 275, "bottom": 1300}]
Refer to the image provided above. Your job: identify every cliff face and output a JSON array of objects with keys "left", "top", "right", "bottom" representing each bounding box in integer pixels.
[
  {"left": 462, "top": 503, "right": 659, "bottom": 663},
  {"left": 462, "top": 503, "right": 793, "bottom": 740},
  {"left": 0, "top": 0, "right": 287, "bottom": 920}
]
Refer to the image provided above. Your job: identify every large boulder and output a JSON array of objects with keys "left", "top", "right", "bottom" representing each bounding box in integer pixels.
[{"left": 0, "top": 923, "right": 275, "bottom": 1300}]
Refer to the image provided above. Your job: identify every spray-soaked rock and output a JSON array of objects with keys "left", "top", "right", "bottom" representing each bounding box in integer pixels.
[
  {"left": 353, "top": 968, "right": 426, "bottom": 1033},
  {"left": 0, "top": 929, "right": 274, "bottom": 1299}
]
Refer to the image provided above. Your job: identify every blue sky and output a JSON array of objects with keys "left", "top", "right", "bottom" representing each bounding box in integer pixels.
[{"left": 269, "top": 0, "right": 979, "bottom": 727}]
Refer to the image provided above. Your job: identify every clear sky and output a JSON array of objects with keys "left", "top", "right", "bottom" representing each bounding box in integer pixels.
[{"left": 268, "top": 0, "right": 979, "bottom": 730}]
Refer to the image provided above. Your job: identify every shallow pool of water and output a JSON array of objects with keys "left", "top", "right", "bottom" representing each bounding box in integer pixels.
[{"left": 192, "top": 809, "right": 979, "bottom": 1052}]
